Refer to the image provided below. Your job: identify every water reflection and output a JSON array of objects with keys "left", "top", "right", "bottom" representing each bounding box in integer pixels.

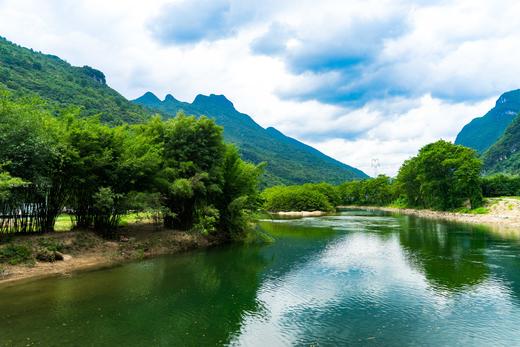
[
  {"left": 2, "top": 211, "right": 520, "bottom": 346},
  {"left": 397, "top": 216, "right": 489, "bottom": 292},
  {"left": 232, "top": 211, "right": 520, "bottom": 345},
  {"left": 0, "top": 246, "right": 268, "bottom": 346}
]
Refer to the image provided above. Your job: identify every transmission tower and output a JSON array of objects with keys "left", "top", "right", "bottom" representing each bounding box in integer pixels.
[{"left": 371, "top": 158, "right": 380, "bottom": 177}]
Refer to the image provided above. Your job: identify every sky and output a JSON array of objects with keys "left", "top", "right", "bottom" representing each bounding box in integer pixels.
[{"left": 0, "top": 0, "right": 519, "bottom": 176}]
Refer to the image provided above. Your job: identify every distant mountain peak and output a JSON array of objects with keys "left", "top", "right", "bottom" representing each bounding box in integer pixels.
[
  {"left": 132, "top": 90, "right": 367, "bottom": 184},
  {"left": 135, "top": 91, "right": 161, "bottom": 105},
  {"left": 193, "top": 94, "right": 235, "bottom": 111},
  {"left": 265, "top": 126, "right": 283, "bottom": 136},
  {"left": 455, "top": 88, "right": 520, "bottom": 153},
  {"left": 496, "top": 89, "right": 520, "bottom": 106},
  {"left": 164, "top": 94, "right": 179, "bottom": 103}
]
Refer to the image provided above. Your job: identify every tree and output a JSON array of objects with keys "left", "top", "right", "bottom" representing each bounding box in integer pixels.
[
  {"left": 262, "top": 185, "right": 334, "bottom": 212},
  {"left": 0, "top": 91, "right": 73, "bottom": 232},
  {"left": 0, "top": 90, "right": 261, "bottom": 238},
  {"left": 154, "top": 114, "right": 226, "bottom": 230},
  {"left": 337, "top": 176, "right": 395, "bottom": 206},
  {"left": 0, "top": 167, "right": 25, "bottom": 202},
  {"left": 215, "top": 145, "right": 263, "bottom": 238},
  {"left": 396, "top": 140, "right": 482, "bottom": 210}
]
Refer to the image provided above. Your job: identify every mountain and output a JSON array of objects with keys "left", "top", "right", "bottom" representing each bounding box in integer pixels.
[
  {"left": 0, "top": 36, "right": 148, "bottom": 123},
  {"left": 0, "top": 35, "right": 367, "bottom": 185},
  {"left": 133, "top": 92, "right": 368, "bottom": 185},
  {"left": 482, "top": 114, "right": 520, "bottom": 174},
  {"left": 455, "top": 90, "right": 520, "bottom": 153}
]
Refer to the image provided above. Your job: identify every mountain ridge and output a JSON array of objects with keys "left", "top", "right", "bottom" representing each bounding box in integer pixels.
[
  {"left": 0, "top": 36, "right": 149, "bottom": 124},
  {"left": 455, "top": 89, "right": 520, "bottom": 153},
  {"left": 133, "top": 92, "right": 368, "bottom": 185},
  {"left": 0, "top": 35, "right": 367, "bottom": 186}
]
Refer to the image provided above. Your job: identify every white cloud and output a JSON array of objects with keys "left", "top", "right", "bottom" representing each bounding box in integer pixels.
[
  {"left": 0, "top": 0, "right": 517, "bottom": 176},
  {"left": 304, "top": 95, "right": 494, "bottom": 176}
]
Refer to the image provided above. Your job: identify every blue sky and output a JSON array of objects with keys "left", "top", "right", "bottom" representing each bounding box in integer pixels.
[{"left": 1, "top": 0, "right": 518, "bottom": 175}]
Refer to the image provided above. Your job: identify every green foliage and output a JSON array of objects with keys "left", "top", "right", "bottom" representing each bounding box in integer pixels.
[
  {"left": 337, "top": 175, "right": 395, "bottom": 206},
  {"left": 271, "top": 141, "right": 485, "bottom": 212},
  {"left": 134, "top": 92, "right": 368, "bottom": 187},
  {"left": 0, "top": 91, "right": 261, "bottom": 239},
  {"left": 0, "top": 36, "right": 149, "bottom": 124},
  {"left": 481, "top": 174, "right": 520, "bottom": 197},
  {"left": 0, "top": 166, "right": 25, "bottom": 201},
  {"left": 37, "top": 238, "right": 64, "bottom": 253},
  {"left": 0, "top": 244, "right": 32, "bottom": 265},
  {"left": 482, "top": 113, "right": 520, "bottom": 174},
  {"left": 125, "top": 192, "right": 165, "bottom": 226},
  {"left": 396, "top": 140, "right": 483, "bottom": 210},
  {"left": 455, "top": 90, "right": 520, "bottom": 153},
  {"left": 0, "top": 35, "right": 368, "bottom": 189},
  {"left": 152, "top": 114, "right": 226, "bottom": 230},
  {"left": 303, "top": 182, "right": 341, "bottom": 206},
  {"left": 455, "top": 207, "right": 490, "bottom": 214},
  {"left": 262, "top": 185, "right": 334, "bottom": 212},
  {"left": 92, "top": 187, "right": 125, "bottom": 233},
  {"left": 192, "top": 206, "right": 220, "bottom": 235},
  {"left": 0, "top": 91, "right": 72, "bottom": 232},
  {"left": 215, "top": 145, "right": 263, "bottom": 239}
]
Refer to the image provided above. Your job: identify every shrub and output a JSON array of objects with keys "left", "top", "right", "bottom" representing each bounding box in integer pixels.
[
  {"left": 337, "top": 175, "right": 395, "bottom": 206},
  {"left": 0, "top": 244, "right": 33, "bottom": 265},
  {"left": 262, "top": 186, "right": 334, "bottom": 212},
  {"left": 481, "top": 174, "right": 520, "bottom": 197}
]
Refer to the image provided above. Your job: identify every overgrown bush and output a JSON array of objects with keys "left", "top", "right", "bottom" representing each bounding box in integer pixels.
[
  {"left": 337, "top": 175, "right": 395, "bottom": 206},
  {"left": 481, "top": 174, "right": 520, "bottom": 197},
  {"left": 262, "top": 186, "right": 334, "bottom": 212},
  {"left": 396, "top": 140, "right": 482, "bottom": 210},
  {"left": 0, "top": 244, "right": 33, "bottom": 265}
]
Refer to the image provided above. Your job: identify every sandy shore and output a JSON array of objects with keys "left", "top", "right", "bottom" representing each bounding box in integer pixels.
[
  {"left": 0, "top": 224, "right": 217, "bottom": 287},
  {"left": 341, "top": 197, "right": 520, "bottom": 233},
  {"left": 270, "top": 211, "right": 329, "bottom": 217}
]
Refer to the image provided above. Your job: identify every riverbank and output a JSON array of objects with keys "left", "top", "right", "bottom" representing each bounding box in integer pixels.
[
  {"left": 270, "top": 210, "right": 329, "bottom": 217},
  {"left": 341, "top": 197, "right": 520, "bottom": 231},
  {"left": 0, "top": 224, "right": 218, "bottom": 287}
]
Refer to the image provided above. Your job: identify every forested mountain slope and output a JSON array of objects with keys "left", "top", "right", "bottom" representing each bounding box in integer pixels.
[
  {"left": 134, "top": 92, "right": 368, "bottom": 185},
  {"left": 0, "top": 36, "right": 367, "bottom": 185},
  {"left": 455, "top": 90, "right": 520, "bottom": 153},
  {"left": 483, "top": 114, "right": 520, "bottom": 174},
  {"left": 0, "top": 36, "right": 148, "bottom": 123}
]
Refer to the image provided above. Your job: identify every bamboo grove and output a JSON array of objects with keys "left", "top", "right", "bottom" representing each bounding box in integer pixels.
[{"left": 0, "top": 91, "right": 263, "bottom": 238}]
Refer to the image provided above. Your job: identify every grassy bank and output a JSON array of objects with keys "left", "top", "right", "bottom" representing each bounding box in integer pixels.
[{"left": 0, "top": 222, "right": 218, "bottom": 286}]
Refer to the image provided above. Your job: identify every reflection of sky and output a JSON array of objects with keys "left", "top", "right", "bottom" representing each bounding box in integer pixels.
[{"left": 231, "top": 216, "right": 520, "bottom": 346}]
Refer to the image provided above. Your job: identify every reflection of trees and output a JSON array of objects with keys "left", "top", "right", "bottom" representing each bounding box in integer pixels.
[
  {"left": 398, "top": 216, "right": 489, "bottom": 292},
  {"left": 0, "top": 246, "right": 268, "bottom": 346},
  {"left": 257, "top": 220, "right": 339, "bottom": 277}
]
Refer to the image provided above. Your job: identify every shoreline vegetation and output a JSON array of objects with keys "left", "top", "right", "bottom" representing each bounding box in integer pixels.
[
  {"left": 0, "top": 90, "right": 264, "bottom": 286},
  {"left": 341, "top": 197, "right": 520, "bottom": 232},
  {"left": 2, "top": 59, "right": 520, "bottom": 289},
  {"left": 6, "top": 198, "right": 520, "bottom": 287}
]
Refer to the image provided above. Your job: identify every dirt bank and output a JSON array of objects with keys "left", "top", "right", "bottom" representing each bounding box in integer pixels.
[
  {"left": 342, "top": 197, "right": 520, "bottom": 232},
  {"left": 0, "top": 224, "right": 218, "bottom": 287}
]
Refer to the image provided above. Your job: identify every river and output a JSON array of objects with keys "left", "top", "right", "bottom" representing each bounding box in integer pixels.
[{"left": 1, "top": 209, "right": 520, "bottom": 346}]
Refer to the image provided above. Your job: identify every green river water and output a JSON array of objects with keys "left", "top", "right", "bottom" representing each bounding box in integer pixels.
[{"left": 2, "top": 209, "right": 520, "bottom": 346}]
